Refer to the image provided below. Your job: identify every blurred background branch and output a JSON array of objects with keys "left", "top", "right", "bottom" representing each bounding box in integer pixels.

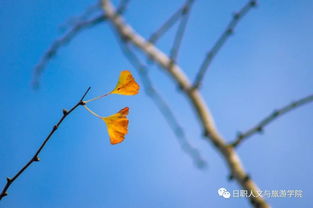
[
  {"left": 32, "top": 0, "right": 131, "bottom": 88},
  {"left": 231, "top": 93, "right": 313, "bottom": 147},
  {"left": 193, "top": 0, "right": 257, "bottom": 89},
  {"left": 32, "top": 14, "right": 105, "bottom": 88}
]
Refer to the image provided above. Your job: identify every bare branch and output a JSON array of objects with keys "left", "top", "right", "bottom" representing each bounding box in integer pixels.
[
  {"left": 193, "top": 0, "right": 257, "bottom": 89},
  {"left": 116, "top": 0, "right": 131, "bottom": 15},
  {"left": 169, "top": 0, "right": 194, "bottom": 63},
  {"left": 148, "top": 3, "right": 185, "bottom": 44},
  {"left": 32, "top": 0, "right": 132, "bottom": 88},
  {"left": 32, "top": 14, "right": 105, "bottom": 88},
  {"left": 0, "top": 87, "right": 91, "bottom": 200},
  {"left": 231, "top": 93, "right": 313, "bottom": 147},
  {"left": 101, "top": 1, "right": 269, "bottom": 207},
  {"left": 60, "top": 2, "right": 101, "bottom": 31},
  {"left": 118, "top": 40, "right": 207, "bottom": 168}
]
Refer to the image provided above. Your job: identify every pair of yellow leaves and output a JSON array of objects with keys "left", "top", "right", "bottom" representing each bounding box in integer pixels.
[{"left": 84, "top": 70, "right": 139, "bottom": 145}]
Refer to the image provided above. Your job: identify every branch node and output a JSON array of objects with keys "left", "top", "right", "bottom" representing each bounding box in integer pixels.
[
  {"left": 33, "top": 156, "right": 40, "bottom": 162},
  {"left": 256, "top": 126, "right": 263, "bottom": 134},
  {"left": 192, "top": 83, "right": 200, "bottom": 90},
  {"left": 226, "top": 28, "right": 233, "bottom": 35},
  {"left": 250, "top": 0, "right": 257, "bottom": 7},
  {"left": 233, "top": 12, "right": 240, "bottom": 20},
  {"left": 121, "top": 33, "right": 130, "bottom": 42},
  {"left": 272, "top": 110, "right": 279, "bottom": 117},
  {"left": 237, "top": 131, "right": 244, "bottom": 139},
  {"left": 63, "top": 109, "right": 68, "bottom": 115},
  {"left": 203, "top": 129, "right": 209, "bottom": 137},
  {"left": 53, "top": 125, "right": 58, "bottom": 131},
  {"left": 181, "top": 6, "right": 188, "bottom": 15},
  {"left": 177, "top": 83, "right": 185, "bottom": 91},
  {"left": 6, "top": 177, "right": 11, "bottom": 183},
  {"left": 228, "top": 173, "right": 234, "bottom": 181},
  {"left": 243, "top": 174, "right": 251, "bottom": 183}
]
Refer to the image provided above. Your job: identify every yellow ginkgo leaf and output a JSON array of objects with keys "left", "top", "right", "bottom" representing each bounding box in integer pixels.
[
  {"left": 111, "top": 70, "right": 140, "bottom": 95},
  {"left": 102, "top": 107, "right": 129, "bottom": 145}
]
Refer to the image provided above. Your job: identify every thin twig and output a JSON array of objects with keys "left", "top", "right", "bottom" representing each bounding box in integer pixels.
[
  {"left": 60, "top": 1, "right": 102, "bottom": 31},
  {"left": 231, "top": 93, "right": 313, "bottom": 147},
  {"left": 32, "top": 0, "right": 131, "bottom": 88},
  {"left": 193, "top": 0, "right": 257, "bottom": 89},
  {"left": 169, "top": 0, "right": 194, "bottom": 63},
  {"left": 32, "top": 14, "right": 105, "bottom": 88},
  {"left": 0, "top": 87, "right": 91, "bottom": 200},
  {"left": 116, "top": 0, "right": 131, "bottom": 15},
  {"left": 148, "top": 4, "right": 184, "bottom": 44},
  {"left": 119, "top": 40, "right": 206, "bottom": 168}
]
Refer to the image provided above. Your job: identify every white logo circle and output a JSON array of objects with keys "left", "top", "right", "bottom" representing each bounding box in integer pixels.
[{"left": 218, "top": 187, "right": 231, "bottom": 199}]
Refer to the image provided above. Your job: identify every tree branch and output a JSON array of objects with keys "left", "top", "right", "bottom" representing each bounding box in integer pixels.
[
  {"left": 148, "top": 2, "right": 186, "bottom": 44},
  {"left": 101, "top": 0, "right": 269, "bottom": 207},
  {"left": 32, "top": 14, "right": 105, "bottom": 88},
  {"left": 118, "top": 40, "right": 207, "bottom": 168},
  {"left": 59, "top": 1, "right": 101, "bottom": 31},
  {"left": 32, "top": 0, "right": 132, "bottom": 88},
  {"left": 168, "top": 0, "right": 194, "bottom": 63},
  {"left": 231, "top": 93, "right": 313, "bottom": 147},
  {"left": 0, "top": 87, "right": 91, "bottom": 200},
  {"left": 193, "top": 0, "right": 257, "bottom": 89},
  {"left": 32, "top": 0, "right": 133, "bottom": 89}
]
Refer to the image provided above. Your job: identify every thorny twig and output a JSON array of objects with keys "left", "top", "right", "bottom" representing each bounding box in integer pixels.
[{"left": 0, "top": 87, "right": 91, "bottom": 200}]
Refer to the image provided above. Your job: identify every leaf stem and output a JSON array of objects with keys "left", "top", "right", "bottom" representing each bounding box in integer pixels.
[
  {"left": 83, "top": 105, "right": 102, "bottom": 118},
  {"left": 84, "top": 92, "right": 111, "bottom": 103}
]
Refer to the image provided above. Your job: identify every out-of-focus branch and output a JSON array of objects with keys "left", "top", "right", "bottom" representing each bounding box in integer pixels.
[
  {"left": 0, "top": 87, "right": 91, "bottom": 201},
  {"left": 231, "top": 93, "right": 313, "bottom": 147},
  {"left": 32, "top": 0, "right": 130, "bottom": 88},
  {"left": 193, "top": 0, "right": 257, "bottom": 89},
  {"left": 101, "top": 1, "right": 269, "bottom": 207},
  {"left": 32, "top": 14, "right": 105, "bottom": 88},
  {"left": 60, "top": 2, "right": 101, "bottom": 31},
  {"left": 169, "top": 0, "right": 194, "bottom": 62},
  {"left": 148, "top": 2, "right": 186, "bottom": 44},
  {"left": 118, "top": 40, "right": 207, "bottom": 168}
]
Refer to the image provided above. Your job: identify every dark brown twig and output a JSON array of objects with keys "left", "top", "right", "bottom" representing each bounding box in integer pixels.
[
  {"left": 231, "top": 93, "right": 313, "bottom": 147},
  {"left": 193, "top": 0, "right": 257, "bottom": 89},
  {"left": 0, "top": 87, "right": 91, "bottom": 200},
  {"left": 118, "top": 40, "right": 206, "bottom": 168}
]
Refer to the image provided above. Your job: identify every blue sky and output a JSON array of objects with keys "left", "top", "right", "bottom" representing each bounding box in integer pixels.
[{"left": 0, "top": 0, "right": 312, "bottom": 207}]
